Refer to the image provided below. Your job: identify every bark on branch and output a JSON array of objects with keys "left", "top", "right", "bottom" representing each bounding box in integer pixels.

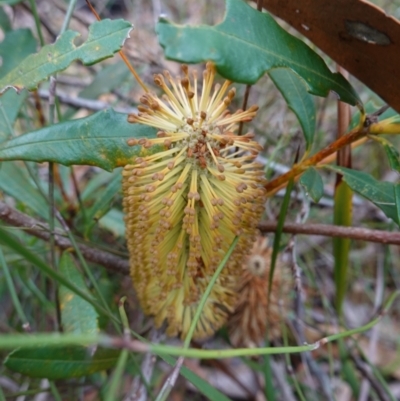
[
  {"left": 258, "top": 221, "right": 400, "bottom": 245},
  {"left": 1, "top": 201, "right": 398, "bottom": 278},
  {"left": 0, "top": 201, "right": 129, "bottom": 275}
]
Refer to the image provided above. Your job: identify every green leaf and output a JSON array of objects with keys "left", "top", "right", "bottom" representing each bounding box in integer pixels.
[
  {"left": 104, "top": 349, "right": 129, "bottom": 401},
  {"left": 0, "top": 227, "right": 108, "bottom": 317},
  {"left": 0, "top": 162, "right": 48, "bottom": 219},
  {"left": 4, "top": 346, "right": 119, "bottom": 379},
  {"left": 0, "top": 19, "right": 133, "bottom": 93},
  {"left": 269, "top": 178, "right": 294, "bottom": 301},
  {"left": 59, "top": 252, "right": 99, "bottom": 335},
  {"left": 160, "top": 354, "right": 231, "bottom": 401},
  {"left": 328, "top": 166, "right": 399, "bottom": 225},
  {"left": 0, "top": 29, "right": 37, "bottom": 78},
  {"left": 383, "top": 143, "right": 400, "bottom": 173},
  {"left": 0, "top": 109, "right": 157, "bottom": 171},
  {"left": 0, "top": 90, "right": 28, "bottom": 140},
  {"left": 0, "top": 29, "right": 36, "bottom": 140},
  {"left": 80, "top": 61, "right": 132, "bottom": 99},
  {"left": 269, "top": 69, "right": 315, "bottom": 151},
  {"left": 86, "top": 171, "right": 121, "bottom": 222},
  {"left": 370, "top": 136, "right": 400, "bottom": 173},
  {"left": 157, "top": 0, "right": 360, "bottom": 106},
  {"left": 0, "top": 29, "right": 36, "bottom": 141},
  {"left": 299, "top": 167, "right": 323, "bottom": 202},
  {"left": 0, "top": 7, "right": 12, "bottom": 31},
  {"left": 99, "top": 208, "right": 125, "bottom": 237},
  {"left": 395, "top": 184, "right": 400, "bottom": 226}
]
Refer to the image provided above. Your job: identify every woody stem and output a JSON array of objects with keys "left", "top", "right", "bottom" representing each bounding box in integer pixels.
[{"left": 265, "top": 122, "right": 370, "bottom": 195}]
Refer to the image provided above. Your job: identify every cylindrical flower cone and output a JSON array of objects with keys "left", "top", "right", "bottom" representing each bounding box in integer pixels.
[
  {"left": 123, "top": 63, "right": 267, "bottom": 340},
  {"left": 228, "top": 236, "right": 293, "bottom": 347}
]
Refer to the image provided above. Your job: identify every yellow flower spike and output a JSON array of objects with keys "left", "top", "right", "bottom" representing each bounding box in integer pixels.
[{"left": 123, "top": 63, "right": 267, "bottom": 340}]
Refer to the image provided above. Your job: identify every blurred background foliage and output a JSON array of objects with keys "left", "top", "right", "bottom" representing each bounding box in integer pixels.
[{"left": 0, "top": 0, "right": 400, "bottom": 400}]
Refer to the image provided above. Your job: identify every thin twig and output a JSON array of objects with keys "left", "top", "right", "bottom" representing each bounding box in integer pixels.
[
  {"left": 370, "top": 104, "right": 390, "bottom": 118},
  {"left": 85, "top": 0, "right": 149, "bottom": 93},
  {"left": 286, "top": 191, "right": 334, "bottom": 401},
  {"left": 37, "top": 89, "right": 138, "bottom": 114},
  {"left": 0, "top": 201, "right": 129, "bottom": 275},
  {"left": 238, "top": 84, "right": 252, "bottom": 136},
  {"left": 258, "top": 221, "right": 400, "bottom": 246},
  {"left": 270, "top": 359, "right": 297, "bottom": 401},
  {"left": 48, "top": 76, "right": 62, "bottom": 332},
  {"left": 352, "top": 357, "right": 392, "bottom": 401}
]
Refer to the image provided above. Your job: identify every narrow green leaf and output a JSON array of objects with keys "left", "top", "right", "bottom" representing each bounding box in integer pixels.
[
  {"left": 81, "top": 170, "right": 118, "bottom": 200},
  {"left": 327, "top": 166, "right": 399, "bottom": 225},
  {"left": 0, "top": 90, "right": 29, "bottom": 140},
  {"left": 4, "top": 346, "right": 120, "bottom": 379},
  {"left": 333, "top": 182, "right": 352, "bottom": 314},
  {"left": 0, "top": 29, "right": 36, "bottom": 139},
  {"left": 157, "top": 0, "right": 360, "bottom": 106},
  {"left": 370, "top": 135, "right": 400, "bottom": 173},
  {"left": 0, "top": 7, "right": 11, "bottom": 31},
  {"left": 59, "top": 252, "right": 99, "bottom": 335},
  {"left": 86, "top": 172, "right": 121, "bottom": 222},
  {"left": 0, "top": 248, "right": 28, "bottom": 325},
  {"left": 384, "top": 143, "right": 400, "bottom": 173},
  {"left": 160, "top": 355, "right": 232, "bottom": 401},
  {"left": 63, "top": 62, "right": 133, "bottom": 120},
  {"left": 104, "top": 349, "right": 129, "bottom": 401},
  {"left": 0, "top": 28, "right": 37, "bottom": 77},
  {"left": 269, "top": 69, "right": 316, "bottom": 150},
  {"left": 394, "top": 184, "right": 400, "bottom": 226},
  {"left": 0, "top": 109, "right": 157, "bottom": 171},
  {"left": 262, "top": 339, "right": 277, "bottom": 401},
  {"left": 0, "top": 227, "right": 110, "bottom": 317},
  {"left": 269, "top": 178, "right": 294, "bottom": 297},
  {"left": 0, "top": 19, "right": 133, "bottom": 93},
  {"left": 99, "top": 208, "right": 125, "bottom": 237},
  {"left": 299, "top": 167, "right": 323, "bottom": 203},
  {"left": 80, "top": 61, "right": 132, "bottom": 99},
  {"left": 0, "top": 162, "right": 48, "bottom": 219}
]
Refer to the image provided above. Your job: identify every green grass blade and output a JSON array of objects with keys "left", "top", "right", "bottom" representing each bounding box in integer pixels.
[
  {"left": 269, "top": 178, "right": 294, "bottom": 298},
  {"left": 0, "top": 247, "right": 29, "bottom": 326},
  {"left": 0, "top": 226, "right": 111, "bottom": 319},
  {"left": 183, "top": 236, "right": 239, "bottom": 348},
  {"left": 104, "top": 349, "right": 129, "bottom": 401},
  {"left": 160, "top": 354, "right": 232, "bottom": 401}
]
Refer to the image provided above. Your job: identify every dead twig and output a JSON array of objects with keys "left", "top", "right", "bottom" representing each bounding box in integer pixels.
[
  {"left": 37, "top": 89, "right": 138, "bottom": 114},
  {"left": 258, "top": 221, "right": 400, "bottom": 246},
  {"left": 0, "top": 201, "right": 129, "bottom": 275},
  {"left": 352, "top": 357, "right": 392, "bottom": 401}
]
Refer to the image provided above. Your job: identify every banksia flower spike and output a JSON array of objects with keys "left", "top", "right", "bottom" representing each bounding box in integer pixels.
[
  {"left": 228, "top": 236, "right": 293, "bottom": 348},
  {"left": 123, "top": 63, "right": 267, "bottom": 340}
]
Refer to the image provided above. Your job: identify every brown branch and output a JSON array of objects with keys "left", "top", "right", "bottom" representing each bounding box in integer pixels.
[
  {"left": 258, "top": 221, "right": 400, "bottom": 245},
  {"left": 264, "top": 123, "right": 369, "bottom": 194},
  {"left": 37, "top": 89, "right": 138, "bottom": 114},
  {"left": 0, "top": 201, "right": 129, "bottom": 275},
  {"left": 1, "top": 201, "right": 398, "bottom": 275}
]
